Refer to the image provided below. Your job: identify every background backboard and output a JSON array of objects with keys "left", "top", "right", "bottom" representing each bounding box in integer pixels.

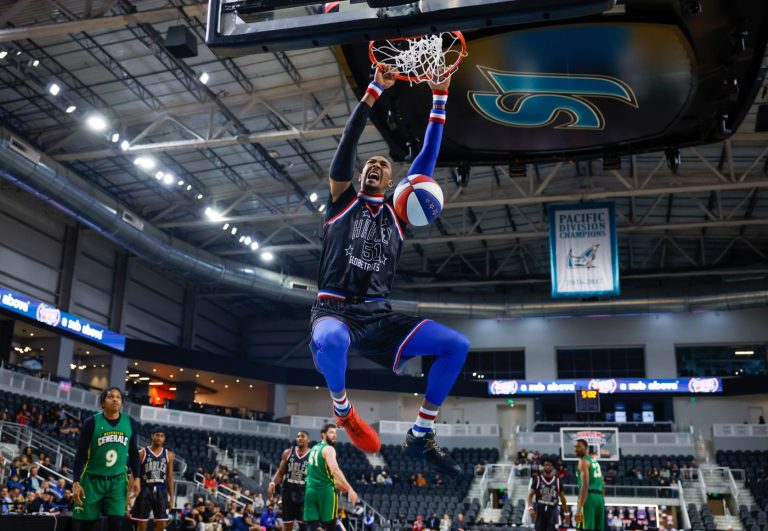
[
  {"left": 560, "top": 427, "right": 620, "bottom": 461},
  {"left": 206, "top": 0, "right": 616, "bottom": 55}
]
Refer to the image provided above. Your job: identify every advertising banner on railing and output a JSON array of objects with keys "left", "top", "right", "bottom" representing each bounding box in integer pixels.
[
  {"left": 488, "top": 377, "right": 722, "bottom": 396},
  {"left": 548, "top": 202, "right": 619, "bottom": 297},
  {"left": 0, "top": 285, "right": 126, "bottom": 351}
]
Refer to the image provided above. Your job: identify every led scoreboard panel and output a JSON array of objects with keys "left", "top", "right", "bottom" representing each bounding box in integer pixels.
[{"left": 575, "top": 389, "right": 601, "bottom": 412}]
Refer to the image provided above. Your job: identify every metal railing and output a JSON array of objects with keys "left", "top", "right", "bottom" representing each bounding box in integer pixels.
[
  {"left": 677, "top": 479, "right": 692, "bottom": 530},
  {"left": 193, "top": 471, "right": 255, "bottom": 508},
  {"left": 561, "top": 484, "right": 681, "bottom": 499},
  {"left": 0, "top": 421, "right": 75, "bottom": 470},
  {"left": 726, "top": 468, "right": 741, "bottom": 511},
  {"left": 231, "top": 448, "right": 276, "bottom": 488}
]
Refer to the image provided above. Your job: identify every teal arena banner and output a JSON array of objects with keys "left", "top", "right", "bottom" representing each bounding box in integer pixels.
[{"left": 548, "top": 202, "right": 619, "bottom": 297}]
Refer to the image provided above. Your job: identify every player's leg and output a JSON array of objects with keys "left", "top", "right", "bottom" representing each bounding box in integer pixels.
[
  {"left": 73, "top": 475, "right": 106, "bottom": 525},
  {"left": 152, "top": 488, "right": 170, "bottom": 531},
  {"left": 101, "top": 474, "right": 129, "bottom": 531},
  {"left": 310, "top": 316, "right": 379, "bottom": 453},
  {"left": 396, "top": 320, "right": 468, "bottom": 475},
  {"left": 316, "top": 487, "right": 338, "bottom": 529}
]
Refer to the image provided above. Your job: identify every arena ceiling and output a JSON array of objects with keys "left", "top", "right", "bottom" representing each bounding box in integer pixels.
[{"left": 1, "top": 0, "right": 768, "bottom": 318}]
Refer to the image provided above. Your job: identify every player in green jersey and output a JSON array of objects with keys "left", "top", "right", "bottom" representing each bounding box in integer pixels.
[
  {"left": 574, "top": 439, "right": 606, "bottom": 531},
  {"left": 304, "top": 423, "right": 358, "bottom": 531},
  {"left": 72, "top": 387, "right": 141, "bottom": 531}
]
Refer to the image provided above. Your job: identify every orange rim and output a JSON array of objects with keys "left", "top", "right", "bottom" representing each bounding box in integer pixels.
[{"left": 368, "top": 31, "right": 466, "bottom": 83}]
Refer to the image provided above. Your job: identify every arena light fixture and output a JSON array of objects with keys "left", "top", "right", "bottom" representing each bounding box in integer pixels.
[
  {"left": 120, "top": 140, "right": 130, "bottom": 151},
  {"left": 111, "top": 133, "right": 120, "bottom": 143},
  {"left": 309, "top": 192, "right": 318, "bottom": 202},
  {"left": 154, "top": 171, "right": 164, "bottom": 180},
  {"left": 230, "top": 227, "right": 237, "bottom": 235},
  {"left": 177, "top": 179, "right": 184, "bottom": 186},
  {"left": 86, "top": 114, "right": 108, "bottom": 132},
  {"left": 0, "top": 51, "right": 7, "bottom": 59},
  {"left": 48, "top": 83, "right": 60, "bottom": 96},
  {"left": 735, "top": 350, "right": 754, "bottom": 355},
  {"left": 196, "top": 194, "right": 204, "bottom": 200},
  {"left": 261, "top": 251, "right": 274, "bottom": 262},
  {"left": 169, "top": 387, "right": 177, "bottom": 391},
  {"left": 32, "top": 59, "right": 39, "bottom": 67},
  {"left": 134, "top": 156, "right": 156, "bottom": 171},
  {"left": 139, "top": 377, "right": 150, "bottom": 381},
  {"left": 238, "top": 235, "right": 245, "bottom": 243},
  {"left": 65, "top": 105, "right": 76, "bottom": 113},
  {"left": 199, "top": 72, "right": 210, "bottom": 84},
  {"left": 205, "top": 207, "right": 222, "bottom": 221},
  {"left": 186, "top": 185, "right": 192, "bottom": 191},
  {"left": 163, "top": 174, "right": 174, "bottom": 185},
  {"left": 318, "top": 204, "right": 326, "bottom": 213},
  {"left": 244, "top": 236, "right": 252, "bottom": 245},
  {"left": 149, "top": 381, "right": 163, "bottom": 386},
  {"left": 250, "top": 241, "right": 259, "bottom": 251},
  {"left": 222, "top": 223, "right": 229, "bottom": 230}
]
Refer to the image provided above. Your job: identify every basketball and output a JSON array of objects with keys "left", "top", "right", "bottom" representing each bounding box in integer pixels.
[{"left": 393, "top": 175, "right": 444, "bottom": 226}]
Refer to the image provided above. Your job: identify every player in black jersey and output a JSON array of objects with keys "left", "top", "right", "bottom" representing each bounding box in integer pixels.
[
  {"left": 269, "top": 431, "right": 311, "bottom": 531},
  {"left": 309, "top": 66, "right": 469, "bottom": 476},
  {"left": 527, "top": 457, "right": 569, "bottom": 531},
  {"left": 130, "top": 429, "right": 175, "bottom": 531}
]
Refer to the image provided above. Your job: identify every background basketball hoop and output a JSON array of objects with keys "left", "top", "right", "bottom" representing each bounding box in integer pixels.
[{"left": 369, "top": 31, "right": 467, "bottom": 84}]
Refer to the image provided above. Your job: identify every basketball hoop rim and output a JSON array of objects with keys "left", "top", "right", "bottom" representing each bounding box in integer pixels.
[{"left": 368, "top": 30, "right": 467, "bottom": 83}]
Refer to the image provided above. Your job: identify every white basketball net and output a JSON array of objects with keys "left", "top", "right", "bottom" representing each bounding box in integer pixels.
[{"left": 371, "top": 32, "right": 465, "bottom": 85}]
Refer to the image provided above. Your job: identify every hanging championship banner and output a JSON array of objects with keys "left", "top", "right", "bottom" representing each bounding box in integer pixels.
[{"left": 548, "top": 202, "right": 619, "bottom": 297}]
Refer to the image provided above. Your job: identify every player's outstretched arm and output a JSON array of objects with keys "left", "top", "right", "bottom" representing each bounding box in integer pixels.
[
  {"left": 167, "top": 450, "right": 176, "bottom": 508},
  {"left": 404, "top": 73, "right": 451, "bottom": 181},
  {"left": 72, "top": 415, "right": 95, "bottom": 504},
  {"left": 269, "top": 448, "right": 291, "bottom": 499},
  {"left": 328, "top": 66, "right": 396, "bottom": 202},
  {"left": 322, "top": 446, "right": 358, "bottom": 503}
]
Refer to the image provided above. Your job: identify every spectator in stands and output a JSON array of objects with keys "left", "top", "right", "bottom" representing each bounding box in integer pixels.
[
  {"left": 364, "top": 508, "right": 376, "bottom": 531},
  {"left": 208, "top": 505, "right": 227, "bottom": 531},
  {"left": 474, "top": 463, "right": 484, "bottom": 476},
  {"left": 439, "top": 514, "right": 451, "bottom": 531},
  {"left": 30, "top": 490, "right": 57, "bottom": 513},
  {"left": 6, "top": 473, "right": 22, "bottom": 494},
  {"left": 367, "top": 472, "right": 376, "bottom": 484},
  {"left": 427, "top": 513, "right": 439, "bottom": 530},
  {"left": 760, "top": 415, "right": 766, "bottom": 424},
  {"left": 433, "top": 473, "right": 443, "bottom": 487},
  {"left": 415, "top": 473, "right": 427, "bottom": 487},
  {"left": 260, "top": 504, "right": 278, "bottom": 531},
  {"left": 232, "top": 503, "right": 259, "bottom": 531},
  {"left": 453, "top": 513, "right": 465, "bottom": 531},
  {"left": 24, "top": 465, "right": 42, "bottom": 492},
  {"left": 51, "top": 478, "right": 67, "bottom": 500},
  {"left": 16, "top": 403, "right": 30, "bottom": 424},
  {"left": 391, "top": 472, "right": 401, "bottom": 485},
  {"left": 413, "top": 514, "right": 424, "bottom": 531},
  {"left": 59, "top": 463, "right": 72, "bottom": 477},
  {"left": 55, "top": 489, "right": 74, "bottom": 511},
  {"left": 204, "top": 473, "right": 218, "bottom": 491},
  {"left": 376, "top": 470, "right": 386, "bottom": 483},
  {"left": 1, "top": 486, "right": 12, "bottom": 515},
  {"left": 0, "top": 409, "right": 8, "bottom": 422},
  {"left": 253, "top": 491, "right": 265, "bottom": 511}
]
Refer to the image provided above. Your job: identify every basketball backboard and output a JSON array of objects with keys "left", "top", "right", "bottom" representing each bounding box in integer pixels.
[
  {"left": 560, "top": 427, "right": 620, "bottom": 462},
  {"left": 206, "top": 0, "right": 616, "bottom": 55}
]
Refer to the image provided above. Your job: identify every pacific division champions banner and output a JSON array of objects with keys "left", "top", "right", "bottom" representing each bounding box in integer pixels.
[{"left": 548, "top": 202, "right": 619, "bottom": 297}]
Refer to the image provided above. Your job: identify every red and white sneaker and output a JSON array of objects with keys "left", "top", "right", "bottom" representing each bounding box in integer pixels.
[{"left": 335, "top": 405, "right": 381, "bottom": 453}]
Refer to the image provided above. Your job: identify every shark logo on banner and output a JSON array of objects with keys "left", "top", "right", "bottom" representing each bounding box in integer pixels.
[
  {"left": 468, "top": 69, "right": 638, "bottom": 130},
  {"left": 548, "top": 203, "right": 619, "bottom": 297}
]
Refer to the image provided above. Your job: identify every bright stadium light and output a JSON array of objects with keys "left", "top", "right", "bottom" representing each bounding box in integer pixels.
[
  {"left": 261, "top": 251, "right": 274, "bottom": 262},
  {"left": 111, "top": 133, "right": 120, "bottom": 143},
  {"left": 86, "top": 114, "right": 107, "bottom": 131},
  {"left": 250, "top": 241, "right": 259, "bottom": 251},
  {"left": 133, "top": 156, "right": 156, "bottom": 171},
  {"left": 48, "top": 83, "right": 60, "bottom": 96},
  {"left": 199, "top": 72, "right": 210, "bottom": 84},
  {"left": 120, "top": 140, "right": 130, "bottom": 151},
  {"left": 163, "top": 173, "right": 174, "bottom": 185},
  {"left": 65, "top": 105, "right": 77, "bottom": 113},
  {"left": 309, "top": 192, "right": 318, "bottom": 202}
]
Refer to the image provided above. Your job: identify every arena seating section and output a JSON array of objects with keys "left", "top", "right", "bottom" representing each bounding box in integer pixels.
[{"left": 717, "top": 450, "right": 768, "bottom": 531}]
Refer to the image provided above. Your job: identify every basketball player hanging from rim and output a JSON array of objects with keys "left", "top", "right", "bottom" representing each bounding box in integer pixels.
[
  {"left": 526, "top": 457, "right": 569, "bottom": 531},
  {"left": 130, "top": 429, "right": 176, "bottom": 531},
  {"left": 269, "top": 431, "right": 311, "bottom": 531},
  {"left": 309, "top": 62, "right": 469, "bottom": 475}
]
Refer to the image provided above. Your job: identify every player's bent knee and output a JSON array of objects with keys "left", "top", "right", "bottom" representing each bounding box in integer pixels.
[{"left": 312, "top": 319, "right": 350, "bottom": 354}]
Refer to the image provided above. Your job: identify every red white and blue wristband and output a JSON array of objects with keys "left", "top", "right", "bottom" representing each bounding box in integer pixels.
[
  {"left": 365, "top": 81, "right": 384, "bottom": 100},
  {"left": 432, "top": 90, "right": 448, "bottom": 106}
]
